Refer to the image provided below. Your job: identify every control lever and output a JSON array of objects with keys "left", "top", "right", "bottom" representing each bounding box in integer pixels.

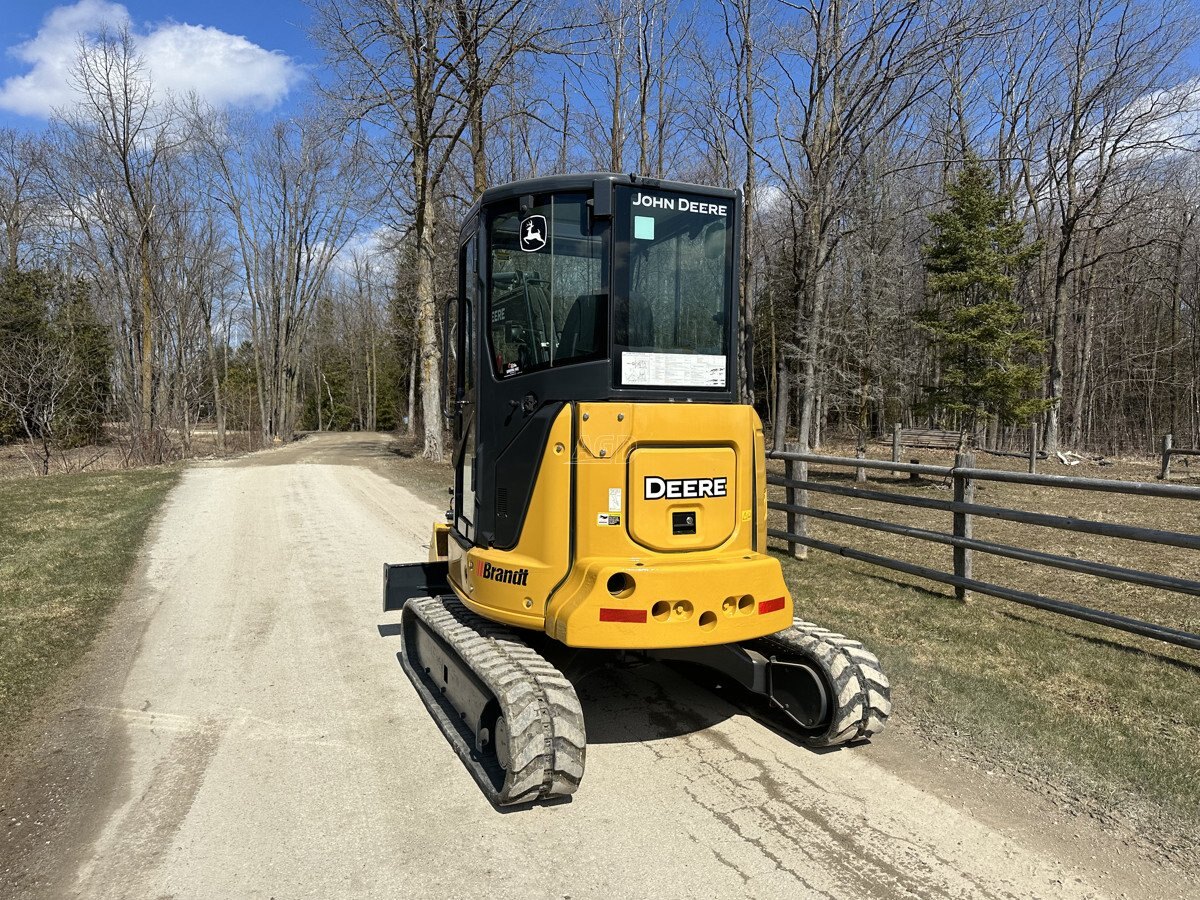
[{"left": 508, "top": 392, "right": 539, "bottom": 415}]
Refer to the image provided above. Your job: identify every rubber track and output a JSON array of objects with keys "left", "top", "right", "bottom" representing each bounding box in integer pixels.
[
  {"left": 401, "top": 595, "right": 586, "bottom": 805},
  {"left": 751, "top": 619, "right": 891, "bottom": 746}
]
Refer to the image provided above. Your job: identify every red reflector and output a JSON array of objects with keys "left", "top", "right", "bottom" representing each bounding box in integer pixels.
[
  {"left": 599, "top": 608, "right": 647, "bottom": 623},
  {"left": 759, "top": 597, "right": 786, "bottom": 615}
]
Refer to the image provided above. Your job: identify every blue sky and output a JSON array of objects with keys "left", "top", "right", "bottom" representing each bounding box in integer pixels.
[{"left": 0, "top": 1, "right": 319, "bottom": 129}]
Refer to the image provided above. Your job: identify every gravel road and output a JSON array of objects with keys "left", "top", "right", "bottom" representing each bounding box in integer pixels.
[{"left": 4, "top": 433, "right": 1189, "bottom": 899}]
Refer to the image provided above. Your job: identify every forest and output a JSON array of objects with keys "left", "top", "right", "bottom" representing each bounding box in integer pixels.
[{"left": 2, "top": 0, "right": 1199, "bottom": 470}]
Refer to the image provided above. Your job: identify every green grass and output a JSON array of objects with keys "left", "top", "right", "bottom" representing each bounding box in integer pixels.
[
  {"left": 0, "top": 467, "right": 179, "bottom": 734},
  {"left": 771, "top": 464, "right": 1200, "bottom": 835}
]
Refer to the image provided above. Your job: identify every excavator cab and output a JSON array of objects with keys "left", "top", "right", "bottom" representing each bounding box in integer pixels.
[{"left": 384, "top": 174, "right": 889, "bottom": 806}]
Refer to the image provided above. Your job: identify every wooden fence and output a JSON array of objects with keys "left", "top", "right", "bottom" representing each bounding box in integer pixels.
[
  {"left": 1159, "top": 433, "right": 1200, "bottom": 480},
  {"left": 767, "top": 446, "right": 1200, "bottom": 652}
]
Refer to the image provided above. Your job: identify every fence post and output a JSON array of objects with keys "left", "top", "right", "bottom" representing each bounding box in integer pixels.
[
  {"left": 1160, "top": 433, "right": 1173, "bottom": 480},
  {"left": 892, "top": 423, "right": 902, "bottom": 475},
  {"left": 1028, "top": 422, "right": 1039, "bottom": 475},
  {"left": 855, "top": 442, "right": 866, "bottom": 483},
  {"left": 953, "top": 451, "right": 975, "bottom": 602},
  {"left": 784, "top": 441, "right": 807, "bottom": 559}
]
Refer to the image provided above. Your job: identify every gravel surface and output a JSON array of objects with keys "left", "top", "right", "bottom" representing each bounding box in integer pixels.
[{"left": 3, "top": 433, "right": 1193, "bottom": 899}]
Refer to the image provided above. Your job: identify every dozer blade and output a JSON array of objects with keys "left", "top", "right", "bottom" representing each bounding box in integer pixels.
[
  {"left": 399, "top": 595, "right": 586, "bottom": 806},
  {"left": 382, "top": 562, "right": 451, "bottom": 613}
]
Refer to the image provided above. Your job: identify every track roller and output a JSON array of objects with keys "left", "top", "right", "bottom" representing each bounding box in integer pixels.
[
  {"left": 750, "top": 620, "right": 891, "bottom": 746},
  {"left": 399, "top": 595, "right": 586, "bottom": 806},
  {"left": 651, "top": 619, "right": 891, "bottom": 747}
]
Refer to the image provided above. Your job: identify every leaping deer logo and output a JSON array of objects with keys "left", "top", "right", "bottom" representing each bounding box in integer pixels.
[{"left": 520, "top": 215, "right": 547, "bottom": 251}]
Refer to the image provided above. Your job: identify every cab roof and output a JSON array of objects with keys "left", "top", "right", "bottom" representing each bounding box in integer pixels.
[{"left": 460, "top": 172, "right": 739, "bottom": 240}]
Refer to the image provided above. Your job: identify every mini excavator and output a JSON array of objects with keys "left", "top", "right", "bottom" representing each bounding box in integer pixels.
[{"left": 384, "top": 173, "right": 890, "bottom": 805}]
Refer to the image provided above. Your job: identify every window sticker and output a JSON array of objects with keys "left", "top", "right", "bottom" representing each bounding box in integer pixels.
[
  {"left": 634, "top": 215, "right": 655, "bottom": 240},
  {"left": 520, "top": 214, "right": 547, "bottom": 251},
  {"left": 622, "top": 352, "right": 726, "bottom": 387}
]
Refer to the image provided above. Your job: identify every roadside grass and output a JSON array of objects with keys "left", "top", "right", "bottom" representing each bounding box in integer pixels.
[
  {"left": 0, "top": 468, "right": 179, "bottom": 735},
  {"left": 382, "top": 433, "right": 456, "bottom": 507},
  {"left": 768, "top": 451, "right": 1200, "bottom": 839}
]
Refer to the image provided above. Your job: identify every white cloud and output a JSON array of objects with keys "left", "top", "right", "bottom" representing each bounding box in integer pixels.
[
  {"left": 333, "top": 225, "right": 400, "bottom": 279},
  {"left": 0, "top": 0, "right": 303, "bottom": 118}
]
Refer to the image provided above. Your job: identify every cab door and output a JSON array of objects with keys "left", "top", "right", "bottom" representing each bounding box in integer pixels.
[{"left": 453, "top": 229, "right": 479, "bottom": 541}]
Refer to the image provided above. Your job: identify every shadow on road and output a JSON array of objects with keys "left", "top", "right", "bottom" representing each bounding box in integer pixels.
[{"left": 376, "top": 619, "right": 738, "bottom": 746}]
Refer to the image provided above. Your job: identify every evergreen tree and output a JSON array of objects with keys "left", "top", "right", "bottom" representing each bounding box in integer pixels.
[
  {"left": 0, "top": 268, "right": 110, "bottom": 447},
  {"left": 50, "top": 277, "right": 111, "bottom": 444},
  {"left": 919, "top": 154, "right": 1048, "bottom": 437},
  {"left": 0, "top": 268, "right": 52, "bottom": 442}
]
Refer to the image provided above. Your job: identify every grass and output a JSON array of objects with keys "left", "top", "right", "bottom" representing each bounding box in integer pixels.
[
  {"left": 0, "top": 467, "right": 179, "bottom": 735},
  {"left": 769, "top": 447, "right": 1200, "bottom": 838},
  {"left": 380, "top": 433, "right": 457, "bottom": 507}
]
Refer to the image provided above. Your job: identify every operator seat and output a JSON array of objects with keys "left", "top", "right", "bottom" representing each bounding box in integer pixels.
[{"left": 555, "top": 293, "right": 606, "bottom": 361}]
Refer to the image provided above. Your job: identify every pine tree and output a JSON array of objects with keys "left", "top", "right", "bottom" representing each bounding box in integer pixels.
[{"left": 919, "top": 154, "right": 1048, "bottom": 438}]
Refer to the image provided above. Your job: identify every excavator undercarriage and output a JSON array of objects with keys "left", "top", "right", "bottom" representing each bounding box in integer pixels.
[{"left": 385, "top": 562, "right": 890, "bottom": 806}]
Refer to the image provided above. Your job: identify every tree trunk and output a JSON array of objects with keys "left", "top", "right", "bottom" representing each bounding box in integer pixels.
[
  {"left": 415, "top": 170, "right": 444, "bottom": 460},
  {"left": 772, "top": 357, "right": 790, "bottom": 448},
  {"left": 406, "top": 347, "right": 417, "bottom": 437},
  {"left": 739, "top": 3, "right": 756, "bottom": 406},
  {"left": 797, "top": 236, "right": 828, "bottom": 452},
  {"left": 202, "top": 314, "right": 225, "bottom": 452},
  {"left": 1069, "top": 277, "right": 1095, "bottom": 448},
  {"left": 610, "top": 25, "right": 625, "bottom": 171},
  {"left": 138, "top": 219, "right": 154, "bottom": 457},
  {"left": 1043, "top": 261, "right": 1069, "bottom": 453}
]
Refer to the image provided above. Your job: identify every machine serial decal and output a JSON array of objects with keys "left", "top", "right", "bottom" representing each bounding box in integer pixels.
[
  {"left": 475, "top": 559, "right": 530, "bottom": 586},
  {"left": 643, "top": 476, "right": 727, "bottom": 500}
]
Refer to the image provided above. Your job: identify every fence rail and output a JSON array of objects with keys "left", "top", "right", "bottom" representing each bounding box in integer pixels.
[
  {"left": 1160, "top": 433, "right": 1200, "bottom": 480},
  {"left": 766, "top": 445, "right": 1200, "bottom": 652}
]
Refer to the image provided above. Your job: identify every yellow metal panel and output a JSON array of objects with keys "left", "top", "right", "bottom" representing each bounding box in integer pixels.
[
  {"left": 627, "top": 446, "right": 737, "bottom": 551},
  {"left": 455, "top": 406, "right": 573, "bottom": 631},
  {"left": 752, "top": 412, "right": 768, "bottom": 554},
  {"left": 543, "top": 401, "right": 793, "bottom": 649},
  {"left": 545, "top": 551, "right": 792, "bottom": 649}
]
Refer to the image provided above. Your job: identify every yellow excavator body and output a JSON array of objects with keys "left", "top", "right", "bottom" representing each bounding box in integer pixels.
[{"left": 434, "top": 402, "right": 792, "bottom": 648}]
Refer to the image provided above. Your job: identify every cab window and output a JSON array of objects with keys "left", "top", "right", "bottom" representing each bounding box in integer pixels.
[
  {"left": 613, "top": 186, "right": 733, "bottom": 389},
  {"left": 487, "top": 193, "right": 607, "bottom": 378}
]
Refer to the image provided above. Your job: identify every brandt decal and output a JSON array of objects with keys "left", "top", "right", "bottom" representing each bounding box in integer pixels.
[{"left": 475, "top": 559, "right": 530, "bottom": 586}]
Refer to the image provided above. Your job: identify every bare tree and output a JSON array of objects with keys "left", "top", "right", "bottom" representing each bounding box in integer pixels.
[
  {"left": 1018, "top": 0, "right": 1200, "bottom": 452},
  {"left": 0, "top": 129, "right": 51, "bottom": 270},
  {"left": 314, "top": 0, "right": 475, "bottom": 459},
  {"left": 55, "top": 27, "right": 177, "bottom": 461},
  {"left": 194, "top": 107, "right": 367, "bottom": 443},
  {"left": 314, "top": 0, "right": 559, "bottom": 457},
  {"left": 0, "top": 337, "right": 89, "bottom": 475},
  {"left": 766, "top": 0, "right": 979, "bottom": 448}
]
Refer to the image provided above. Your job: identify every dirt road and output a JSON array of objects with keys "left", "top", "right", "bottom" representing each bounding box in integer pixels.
[{"left": 3, "top": 434, "right": 1187, "bottom": 899}]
